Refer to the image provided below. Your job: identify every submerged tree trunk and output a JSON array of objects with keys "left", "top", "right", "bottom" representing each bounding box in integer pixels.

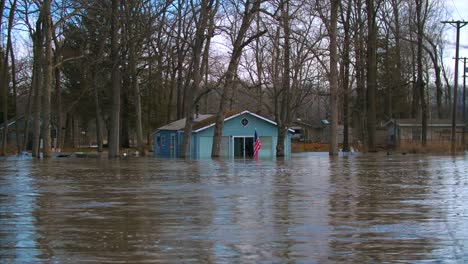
[
  {"left": 211, "top": 0, "right": 262, "bottom": 158},
  {"left": 109, "top": 0, "right": 121, "bottom": 158},
  {"left": 354, "top": 0, "right": 367, "bottom": 146},
  {"left": 22, "top": 62, "right": 34, "bottom": 151},
  {"left": 1, "top": 0, "right": 16, "bottom": 155},
  {"left": 180, "top": 0, "right": 215, "bottom": 158},
  {"left": 276, "top": 0, "right": 291, "bottom": 157},
  {"left": 1, "top": 49, "right": 8, "bottom": 156},
  {"left": 9, "top": 37, "right": 20, "bottom": 154},
  {"left": 52, "top": 34, "right": 63, "bottom": 152},
  {"left": 92, "top": 69, "right": 104, "bottom": 152},
  {"left": 129, "top": 30, "right": 145, "bottom": 156},
  {"left": 329, "top": 0, "right": 339, "bottom": 155},
  {"left": 41, "top": 0, "right": 53, "bottom": 158},
  {"left": 32, "top": 15, "right": 44, "bottom": 158},
  {"left": 366, "top": 0, "right": 377, "bottom": 152},
  {"left": 341, "top": 0, "right": 352, "bottom": 152},
  {"left": 416, "top": 0, "right": 427, "bottom": 146}
]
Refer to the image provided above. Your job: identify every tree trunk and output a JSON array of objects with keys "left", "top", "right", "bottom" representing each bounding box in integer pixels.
[
  {"left": 180, "top": 0, "right": 216, "bottom": 158},
  {"left": 441, "top": 54, "right": 452, "bottom": 111},
  {"left": 120, "top": 81, "right": 130, "bottom": 149},
  {"left": 32, "top": 15, "right": 44, "bottom": 157},
  {"left": 1, "top": 48, "right": 8, "bottom": 156},
  {"left": 54, "top": 63, "right": 62, "bottom": 151},
  {"left": 341, "top": 0, "right": 351, "bottom": 152},
  {"left": 9, "top": 37, "right": 20, "bottom": 154},
  {"left": 426, "top": 41, "right": 443, "bottom": 118},
  {"left": 329, "top": 0, "right": 339, "bottom": 155},
  {"left": 276, "top": 0, "right": 291, "bottom": 157},
  {"left": 109, "top": 0, "right": 121, "bottom": 158},
  {"left": 410, "top": 32, "right": 419, "bottom": 119},
  {"left": 92, "top": 69, "right": 104, "bottom": 152},
  {"left": 212, "top": 0, "right": 261, "bottom": 158},
  {"left": 1, "top": 0, "right": 16, "bottom": 155},
  {"left": 41, "top": 0, "right": 53, "bottom": 158},
  {"left": 416, "top": 0, "right": 427, "bottom": 146},
  {"left": 22, "top": 63, "right": 34, "bottom": 151},
  {"left": 354, "top": 0, "right": 367, "bottom": 145},
  {"left": 0, "top": 0, "right": 4, "bottom": 151},
  {"left": 129, "top": 25, "right": 145, "bottom": 156},
  {"left": 255, "top": 13, "right": 263, "bottom": 114},
  {"left": 175, "top": 0, "right": 185, "bottom": 120},
  {"left": 391, "top": 0, "right": 404, "bottom": 118},
  {"left": 366, "top": 0, "right": 377, "bottom": 152}
]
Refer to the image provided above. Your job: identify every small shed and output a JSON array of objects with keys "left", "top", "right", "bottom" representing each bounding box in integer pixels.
[
  {"left": 152, "top": 110, "right": 294, "bottom": 158},
  {"left": 385, "top": 118, "right": 465, "bottom": 146},
  {"left": 0, "top": 116, "right": 32, "bottom": 150}
]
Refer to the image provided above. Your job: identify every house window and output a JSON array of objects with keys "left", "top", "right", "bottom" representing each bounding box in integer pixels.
[
  {"left": 156, "top": 136, "right": 161, "bottom": 146},
  {"left": 240, "top": 118, "right": 249, "bottom": 127}
]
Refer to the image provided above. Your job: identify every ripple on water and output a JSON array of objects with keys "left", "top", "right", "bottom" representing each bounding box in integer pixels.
[{"left": 0, "top": 153, "right": 467, "bottom": 262}]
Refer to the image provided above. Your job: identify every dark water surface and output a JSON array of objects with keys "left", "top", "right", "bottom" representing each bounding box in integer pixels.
[{"left": 1, "top": 153, "right": 467, "bottom": 263}]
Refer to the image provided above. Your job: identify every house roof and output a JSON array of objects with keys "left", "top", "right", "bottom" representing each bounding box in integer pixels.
[
  {"left": 156, "top": 114, "right": 213, "bottom": 131},
  {"left": 193, "top": 110, "right": 295, "bottom": 133},
  {"left": 384, "top": 118, "right": 465, "bottom": 127},
  {"left": 0, "top": 116, "right": 26, "bottom": 131},
  {"left": 192, "top": 110, "right": 240, "bottom": 131},
  {"left": 154, "top": 110, "right": 294, "bottom": 134}
]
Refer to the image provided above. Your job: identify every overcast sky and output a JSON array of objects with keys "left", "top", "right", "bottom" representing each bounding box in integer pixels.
[{"left": 445, "top": 0, "right": 468, "bottom": 77}]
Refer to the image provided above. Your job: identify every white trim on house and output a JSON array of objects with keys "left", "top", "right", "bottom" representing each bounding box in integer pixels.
[
  {"left": 232, "top": 135, "right": 254, "bottom": 158},
  {"left": 193, "top": 111, "right": 295, "bottom": 133}
]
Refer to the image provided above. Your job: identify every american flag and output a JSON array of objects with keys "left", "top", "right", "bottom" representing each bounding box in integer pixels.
[{"left": 254, "top": 129, "right": 261, "bottom": 158}]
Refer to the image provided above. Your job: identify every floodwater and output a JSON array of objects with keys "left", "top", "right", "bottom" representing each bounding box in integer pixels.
[{"left": 1, "top": 153, "right": 467, "bottom": 263}]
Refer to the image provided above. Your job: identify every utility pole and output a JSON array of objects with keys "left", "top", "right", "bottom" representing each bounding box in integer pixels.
[
  {"left": 463, "top": 57, "right": 467, "bottom": 150},
  {"left": 442, "top": 20, "right": 468, "bottom": 153},
  {"left": 454, "top": 56, "right": 468, "bottom": 150}
]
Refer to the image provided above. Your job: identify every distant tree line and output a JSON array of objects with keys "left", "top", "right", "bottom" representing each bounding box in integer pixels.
[{"left": 0, "top": 0, "right": 457, "bottom": 158}]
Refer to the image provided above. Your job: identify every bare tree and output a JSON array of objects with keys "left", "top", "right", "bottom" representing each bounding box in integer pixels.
[
  {"left": 328, "top": 0, "right": 339, "bottom": 155},
  {"left": 31, "top": 10, "right": 44, "bottom": 157},
  {"left": 366, "top": 0, "right": 378, "bottom": 152},
  {"left": 108, "top": 0, "right": 121, "bottom": 158},
  {"left": 180, "top": 0, "right": 218, "bottom": 158},
  {"left": 40, "top": 0, "right": 53, "bottom": 158},
  {"left": 1, "top": 0, "right": 16, "bottom": 155},
  {"left": 211, "top": 0, "right": 264, "bottom": 158}
]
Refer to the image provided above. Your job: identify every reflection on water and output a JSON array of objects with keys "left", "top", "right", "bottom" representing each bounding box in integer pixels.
[{"left": 1, "top": 153, "right": 467, "bottom": 262}]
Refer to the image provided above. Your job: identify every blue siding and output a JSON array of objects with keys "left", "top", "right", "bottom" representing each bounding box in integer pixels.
[
  {"left": 153, "top": 112, "right": 292, "bottom": 159},
  {"left": 153, "top": 130, "right": 179, "bottom": 158},
  {"left": 196, "top": 113, "right": 291, "bottom": 158}
]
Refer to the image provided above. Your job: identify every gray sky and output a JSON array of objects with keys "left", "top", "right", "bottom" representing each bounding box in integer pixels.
[{"left": 444, "top": 0, "right": 468, "bottom": 78}]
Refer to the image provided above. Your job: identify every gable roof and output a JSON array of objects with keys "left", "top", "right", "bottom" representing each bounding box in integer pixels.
[
  {"left": 192, "top": 110, "right": 241, "bottom": 131},
  {"left": 153, "top": 110, "right": 295, "bottom": 134},
  {"left": 193, "top": 110, "right": 294, "bottom": 133},
  {"left": 156, "top": 114, "right": 213, "bottom": 131}
]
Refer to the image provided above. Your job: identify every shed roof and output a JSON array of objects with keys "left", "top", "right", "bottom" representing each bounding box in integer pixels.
[
  {"left": 385, "top": 118, "right": 465, "bottom": 127},
  {"left": 156, "top": 114, "right": 213, "bottom": 131}
]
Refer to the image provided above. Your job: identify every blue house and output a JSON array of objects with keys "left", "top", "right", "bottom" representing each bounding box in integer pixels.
[{"left": 152, "top": 111, "right": 293, "bottom": 159}]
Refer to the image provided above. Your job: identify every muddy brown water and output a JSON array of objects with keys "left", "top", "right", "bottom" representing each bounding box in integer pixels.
[{"left": 1, "top": 153, "right": 467, "bottom": 263}]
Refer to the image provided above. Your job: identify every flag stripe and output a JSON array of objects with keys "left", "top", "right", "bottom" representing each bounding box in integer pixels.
[{"left": 254, "top": 130, "right": 261, "bottom": 158}]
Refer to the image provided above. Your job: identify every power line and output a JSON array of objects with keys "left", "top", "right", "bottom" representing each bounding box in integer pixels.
[{"left": 450, "top": 0, "right": 463, "bottom": 20}]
